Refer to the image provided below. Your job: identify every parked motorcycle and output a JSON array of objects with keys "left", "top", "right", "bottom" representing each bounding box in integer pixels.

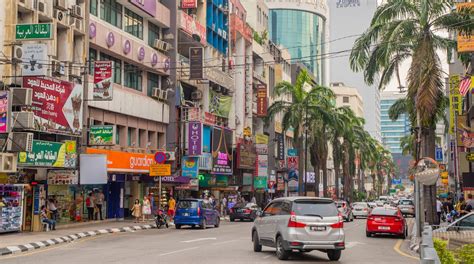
[{"left": 154, "top": 209, "right": 169, "bottom": 229}]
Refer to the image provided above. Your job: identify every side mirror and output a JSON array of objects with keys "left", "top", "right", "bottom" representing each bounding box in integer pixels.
[{"left": 256, "top": 211, "right": 263, "bottom": 217}]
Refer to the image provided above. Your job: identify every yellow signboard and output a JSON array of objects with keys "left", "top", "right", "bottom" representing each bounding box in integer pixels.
[
  {"left": 440, "top": 171, "right": 449, "bottom": 179},
  {"left": 255, "top": 134, "right": 269, "bottom": 144},
  {"left": 449, "top": 75, "right": 463, "bottom": 134},
  {"left": 457, "top": 3, "right": 474, "bottom": 53},
  {"left": 149, "top": 164, "right": 171, "bottom": 176}
]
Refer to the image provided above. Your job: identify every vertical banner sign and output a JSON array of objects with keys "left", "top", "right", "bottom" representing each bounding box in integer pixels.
[
  {"left": 182, "top": 0, "right": 197, "bottom": 8},
  {"left": 449, "top": 75, "right": 462, "bottom": 134},
  {"left": 187, "top": 122, "right": 202, "bottom": 156},
  {"left": 211, "top": 127, "right": 233, "bottom": 175},
  {"left": 0, "top": 91, "right": 10, "bottom": 133},
  {"left": 21, "top": 43, "right": 48, "bottom": 76},
  {"left": 456, "top": 3, "right": 474, "bottom": 53},
  {"left": 256, "top": 155, "right": 268, "bottom": 177},
  {"left": 276, "top": 133, "right": 285, "bottom": 160},
  {"left": 93, "top": 61, "right": 113, "bottom": 101},
  {"left": 256, "top": 84, "right": 268, "bottom": 117},
  {"left": 189, "top": 47, "right": 203, "bottom": 80}
]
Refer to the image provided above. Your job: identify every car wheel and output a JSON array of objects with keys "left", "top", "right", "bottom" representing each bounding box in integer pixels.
[
  {"left": 215, "top": 217, "right": 220, "bottom": 228},
  {"left": 366, "top": 231, "right": 371, "bottom": 237},
  {"left": 253, "top": 231, "right": 262, "bottom": 252},
  {"left": 175, "top": 224, "right": 181, "bottom": 229},
  {"left": 276, "top": 236, "right": 290, "bottom": 260},
  {"left": 350, "top": 213, "right": 354, "bottom": 222},
  {"left": 200, "top": 219, "right": 206, "bottom": 229},
  {"left": 354, "top": 215, "right": 357, "bottom": 219},
  {"left": 230, "top": 217, "right": 235, "bottom": 222},
  {"left": 327, "top": 249, "right": 342, "bottom": 261}
]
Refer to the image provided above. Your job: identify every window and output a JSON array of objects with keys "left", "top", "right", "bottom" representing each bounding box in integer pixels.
[
  {"left": 124, "top": 8, "right": 143, "bottom": 39},
  {"left": 264, "top": 202, "right": 282, "bottom": 216},
  {"left": 280, "top": 202, "right": 291, "bottom": 215},
  {"left": 292, "top": 200, "right": 339, "bottom": 217},
  {"left": 343, "top": 96, "right": 350, "bottom": 103},
  {"left": 100, "top": 53, "right": 122, "bottom": 84},
  {"left": 100, "top": 0, "right": 122, "bottom": 28},
  {"left": 459, "top": 215, "right": 474, "bottom": 229},
  {"left": 124, "top": 62, "right": 142, "bottom": 91},
  {"left": 88, "top": 48, "right": 97, "bottom": 74},
  {"left": 148, "top": 22, "right": 162, "bottom": 47},
  {"left": 147, "top": 72, "right": 161, "bottom": 97},
  {"left": 90, "top": 0, "right": 98, "bottom": 16}
]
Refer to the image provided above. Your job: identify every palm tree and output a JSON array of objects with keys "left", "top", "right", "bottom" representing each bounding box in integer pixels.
[
  {"left": 267, "top": 70, "right": 323, "bottom": 195},
  {"left": 350, "top": 0, "right": 472, "bottom": 224}
]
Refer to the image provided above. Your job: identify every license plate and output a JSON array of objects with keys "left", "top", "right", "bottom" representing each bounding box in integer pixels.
[
  {"left": 355, "top": 208, "right": 362, "bottom": 211},
  {"left": 183, "top": 213, "right": 189, "bottom": 216},
  {"left": 375, "top": 218, "right": 382, "bottom": 221},
  {"left": 310, "top": 226, "right": 326, "bottom": 231},
  {"left": 378, "top": 226, "right": 390, "bottom": 230},
  {"left": 237, "top": 209, "right": 243, "bottom": 213}
]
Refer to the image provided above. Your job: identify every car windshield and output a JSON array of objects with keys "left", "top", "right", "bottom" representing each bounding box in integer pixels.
[
  {"left": 245, "top": 203, "right": 257, "bottom": 208},
  {"left": 177, "top": 200, "right": 198, "bottom": 209},
  {"left": 399, "top": 200, "right": 414, "bottom": 206},
  {"left": 292, "top": 200, "right": 339, "bottom": 217},
  {"left": 371, "top": 208, "right": 398, "bottom": 216}
]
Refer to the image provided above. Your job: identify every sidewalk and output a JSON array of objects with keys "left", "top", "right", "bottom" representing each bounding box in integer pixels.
[{"left": 0, "top": 219, "right": 159, "bottom": 256}]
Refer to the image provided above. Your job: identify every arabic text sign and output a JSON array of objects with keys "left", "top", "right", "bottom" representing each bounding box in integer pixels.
[
  {"left": 16, "top": 24, "right": 53, "bottom": 40},
  {"left": 93, "top": 61, "right": 113, "bottom": 101},
  {"left": 18, "top": 140, "right": 77, "bottom": 168},
  {"left": 89, "top": 125, "right": 115, "bottom": 145}
]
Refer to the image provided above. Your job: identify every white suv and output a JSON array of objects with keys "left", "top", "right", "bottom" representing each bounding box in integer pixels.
[{"left": 251, "top": 197, "right": 345, "bottom": 261}]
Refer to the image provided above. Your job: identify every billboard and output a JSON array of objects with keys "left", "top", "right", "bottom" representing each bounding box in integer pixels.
[{"left": 211, "top": 127, "right": 233, "bottom": 175}]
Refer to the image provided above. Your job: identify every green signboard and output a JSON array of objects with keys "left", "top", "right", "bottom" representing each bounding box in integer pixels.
[
  {"left": 16, "top": 23, "right": 53, "bottom": 40},
  {"left": 89, "top": 125, "right": 116, "bottom": 145},
  {"left": 254, "top": 176, "right": 268, "bottom": 189},
  {"left": 18, "top": 140, "right": 77, "bottom": 168}
]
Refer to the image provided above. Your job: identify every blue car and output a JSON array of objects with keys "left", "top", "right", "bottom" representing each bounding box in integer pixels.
[{"left": 174, "top": 199, "right": 220, "bottom": 229}]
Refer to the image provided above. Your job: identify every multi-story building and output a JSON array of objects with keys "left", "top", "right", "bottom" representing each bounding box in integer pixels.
[
  {"left": 329, "top": 0, "right": 381, "bottom": 142},
  {"left": 331, "top": 83, "right": 364, "bottom": 118},
  {"left": 265, "top": 0, "right": 329, "bottom": 85},
  {"left": 380, "top": 91, "right": 410, "bottom": 154}
]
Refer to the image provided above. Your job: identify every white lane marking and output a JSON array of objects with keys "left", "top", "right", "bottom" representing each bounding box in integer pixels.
[
  {"left": 159, "top": 246, "right": 200, "bottom": 256},
  {"left": 345, "top": 241, "right": 366, "bottom": 249},
  {"left": 181, "top": 237, "right": 217, "bottom": 243},
  {"left": 211, "top": 239, "right": 237, "bottom": 246}
]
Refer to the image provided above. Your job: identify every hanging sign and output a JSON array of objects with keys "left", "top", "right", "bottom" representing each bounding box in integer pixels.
[
  {"left": 21, "top": 43, "right": 48, "bottom": 76},
  {"left": 187, "top": 122, "right": 202, "bottom": 155},
  {"left": 182, "top": 156, "right": 199, "bottom": 178},
  {"left": 256, "top": 84, "right": 268, "bottom": 117},
  {"left": 211, "top": 127, "right": 233, "bottom": 175},
  {"left": 149, "top": 164, "right": 171, "bottom": 176},
  {"left": 93, "top": 61, "right": 113, "bottom": 101},
  {"left": 89, "top": 125, "right": 115, "bottom": 145}
]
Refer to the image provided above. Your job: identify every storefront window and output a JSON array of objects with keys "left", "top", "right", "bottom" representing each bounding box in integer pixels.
[
  {"left": 124, "top": 8, "right": 143, "bottom": 39},
  {"left": 124, "top": 62, "right": 142, "bottom": 91},
  {"left": 0, "top": 185, "right": 24, "bottom": 233},
  {"left": 100, "top": 0, "right": 123, "bottom": 28},
  {"left": 100, "top": 53, "right": 122, "bottom": 85}
]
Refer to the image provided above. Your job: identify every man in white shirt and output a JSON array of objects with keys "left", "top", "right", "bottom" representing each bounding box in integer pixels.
[{"left": 436, "top": 199, "right": 443, "bottom": 224}]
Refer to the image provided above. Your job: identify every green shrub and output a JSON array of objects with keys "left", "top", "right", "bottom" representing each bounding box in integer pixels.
[
  {"left": 434, "top": 238, "right": 457, "bottom": 264},
  {"left": 456, "top": 244, "right": 474, "bottom": 264}
]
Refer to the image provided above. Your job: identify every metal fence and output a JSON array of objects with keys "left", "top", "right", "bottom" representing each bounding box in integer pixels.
[{"left": 420, "top": 225, "right": 441, "bottom": 264}]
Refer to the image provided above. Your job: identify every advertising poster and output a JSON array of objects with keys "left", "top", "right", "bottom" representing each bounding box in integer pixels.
[
  {"left": 89, "top": 125, "right": 115, "bottom": 145},
  {"left": 275, "top": 133, "right": 285, "bottom": 160},
  {"left": 21, "top": 43, "right": 48, "bottom": 76},
  {"left": 209, "top": 90, "right": 232, "bottom": 118},
  {"left": 254, "top": 176, "right": 268, "bottom": 189},
  {"left": 288, "top": 170, "right": 299, "bottom": 192},
  {"left": 202, "top": 125, "right": 211, "bottom": 152},
  {"left": 182, "top": 156, "right": 199, "bottom": 178},
  {"left": 256, "top": 155, "right": 268, "bottom": 177},
  {"left": 18, "top": 140, "right": 77, "bottom": 168},
  {"left": 256, "top": 84, "right": 268, "bottom": 117},
  {"left": 0, "top": 91, "right": 10, "bottom": 133},
  {"left": 182, "top": 0, "right": 197, "bottom": 8},
  {"left": 23, "top": 77, "right": 83, "bottom": 135},
  {"left": 93, "top": 61, "right": 113, "bottom": 101},
  {"left": 237, "top": 142, "right": 256, "bottom": 170},
  {"left": 47, "top": 170, "right": 78, "bottom": 185},
  {"left": 187, "top": 122, "right": 202, "bottom": 155},
  {"left": 211, "top": 127, "right": 233, "bottom": 175}
]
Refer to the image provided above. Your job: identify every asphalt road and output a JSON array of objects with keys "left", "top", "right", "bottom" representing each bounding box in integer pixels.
[{"left": 0, "top": 219, "right": 418, "bottom": 264}]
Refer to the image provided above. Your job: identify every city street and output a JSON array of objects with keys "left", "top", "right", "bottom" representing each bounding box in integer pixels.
[{"left": 0, "top": 219, "right": 418, "bottom": 264}]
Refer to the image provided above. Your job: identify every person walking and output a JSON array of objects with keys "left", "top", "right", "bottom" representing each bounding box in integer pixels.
[
  {"left": 86, "top": 192, "right": 95, "bottom": 221},
  {"left": 168, "top": 196, "right": 176, "bottom": 222},
  {"left": 47, "top": 197, "right": 58, "bottom": 221},
  {"left": 466, "top": 194, "right": 474, "bottom": 210},
  {"left": 41, "top": 205, "right": 56, "bottom": 230},
  {"left": 95, "top": 190, "right": 105, "bottom": 220},
  {"left": 142, "top": 196, "right": 151, "bottom": 222},
  {"left": 131, "top": 199, "right": 141, "bottom": 223},
  {"left": 456, "top": 197, "right": 467, "bottom": 217},
  {"left": 221, "top": 196, "right": 227, "bottom": 217},
  {"left": 436, "top": 198, "right": 443, "bottom": 225}
]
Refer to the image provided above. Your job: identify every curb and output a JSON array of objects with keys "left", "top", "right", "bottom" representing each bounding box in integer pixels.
[{"left": 0, "top": 224, "right": 157, "bottom": 256}]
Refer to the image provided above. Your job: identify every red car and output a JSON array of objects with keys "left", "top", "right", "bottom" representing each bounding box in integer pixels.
[{"left": 366, "top": 207, "right": 407, "bottom": 238}]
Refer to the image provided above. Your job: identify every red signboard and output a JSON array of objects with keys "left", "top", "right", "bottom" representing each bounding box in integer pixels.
[
  {"left": 181, "top": 0, "right": 197, "bottom": 8},
  {"left": 230, "top": 13, "right": 252, "bottom": 42},
  {"left": 257, "top": 85, "right": 268, "bottom": 117},
  {"left": 93, "top": 61, "right": 113, "bottom": 100},
  {"left": 179, "top": 11, "right": 206, "bottom": 44},
  {"left": 287, "top": 156, "right": 298, "bottom": 169},
  {"left": 23, "top": 76, "right": 83, "bottom": 135},
  {"left": 204, "top": 112, "right": 216, "bottom": 125}
]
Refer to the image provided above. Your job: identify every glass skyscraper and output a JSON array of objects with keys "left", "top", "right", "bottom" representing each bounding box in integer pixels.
[{"left": 380, "top": 93, "right": 411, "bottom": 154}]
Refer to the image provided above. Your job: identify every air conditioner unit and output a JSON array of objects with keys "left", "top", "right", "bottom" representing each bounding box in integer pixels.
[
  {"left": 152, "top": 88, "right": 160, "bottom": 99},
  {"left": 12, "top": 46, "right": 23, "bottom": 62},
  {"left": 53, "top": 9, "right": 65, "bottom": 23},
  {"left": 38, "top": 0, "right": 46, "bottom": 12},
  {"left": 12, "top": 112, "right": 35, "bottom": 130},
  {"left": 52, "top": 60, "right": 65, "bottom": 75},
  {"left": 19, "top": 0, "right": 34, "bottom": 9},
  {"left": 75, "top": 18, "right": 84, "bottom": 31},
  {"left": 0, "top": 153, "right": 17, "bottom": 173},
  {"left": 71, "top": 5, "right": 83, "bottom": 18},
  {"left": 159, "top": 89, "right": 168, "bottom": 101},
  {"left": 54, "top": 0, "right": 67, "bottom": 11},
  {"left": 191, "top": 90, "right": 203, "bottom": 100},
  {"left": 10, "top": 88, "right": 33, "bottom": 106},
  {"left": 153, "top": 39, "right": 170, "bottom": 52},
  {"left": 68, "top": 16, "right": 76, "bottom": 26},
  {"left": 38, "top": 0, "right": 52, "bottom": 17},
  {"left": 7, "top": 132, "right": 34, "bottom": 152}
]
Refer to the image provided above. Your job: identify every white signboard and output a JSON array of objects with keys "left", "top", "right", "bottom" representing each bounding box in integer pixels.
[
  {"left": 47, "top": 170, "right": 78, "bottom": 185},
  {"left": 21, "top": 43, "right": 48, "bottom": 76}
]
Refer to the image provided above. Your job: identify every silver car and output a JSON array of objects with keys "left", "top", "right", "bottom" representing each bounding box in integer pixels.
[
  {"left": 352, "top": 202, "right": 371, "bottom": 218},
  {"left": 251, "top": 197, "right": 345, "bottom": 261},
  {"left": 397, "top": 199, "right": 415, "bottom": 217}
]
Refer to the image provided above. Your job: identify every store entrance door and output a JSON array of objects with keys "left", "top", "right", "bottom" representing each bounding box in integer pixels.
[{"left": 107, "top": 182, "right": 124, "bottom": 219}]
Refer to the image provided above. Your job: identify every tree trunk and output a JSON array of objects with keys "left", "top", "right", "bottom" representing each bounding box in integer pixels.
[
  {"left": 422, "top": 128, "right": 437, "bottom": 225},
  {"left": 295, "top": 137, "right": 304, "bottom": 196},
  {"left": 334, "top": 165, "right": 340, "bottom": 199},
  {"left": 387, "top": 168, "right": 392, "bottom": 196},
  {"left": 342, "top": 142, "right": 351, "bottom": 202},
  {"left": 310, "top": 142, "right": 321, "bottom": 197},
  {"left": 322, "top": 159, "right": 328, "bottom": 197}
]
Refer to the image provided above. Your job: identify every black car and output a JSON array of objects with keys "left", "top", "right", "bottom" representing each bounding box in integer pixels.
[{"left": 229, "top": 203, "right": 261, "bottom": 222}]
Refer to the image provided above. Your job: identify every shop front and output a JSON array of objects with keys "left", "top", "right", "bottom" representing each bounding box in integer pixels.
[{"left": 236, "top": 137, "right": 256, "bottom": 203}]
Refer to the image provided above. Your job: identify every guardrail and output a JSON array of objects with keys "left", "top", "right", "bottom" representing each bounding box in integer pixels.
[{"left": 420, "top": 225, "right": 441, "bottom": 264}]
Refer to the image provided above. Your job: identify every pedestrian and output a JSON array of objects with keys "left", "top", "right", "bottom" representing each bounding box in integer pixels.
[
  {"left": 131, "top": 199, "right": 141, "bottom": 223},
  {"left": 168, "top": 196, "right": 176, "bottom": 221},
  {"left": 221, "top": 196, "right": 227, "bottom": 216},
  {"left": 95, "top": 190, "right": 105, "bottom": 220},
  {"left": 142, "top": 196, "right": 151, "bottom": 222},
  {"left": 86, "top": 192, "right": 95, "bottom": 221},
  {"left": 456, "top": 197, "right": 467, "bottom": 217},
  {"left": 436, "top": 198, "right": 443, "bottom": 224},
  {"left": 149, "top": 192, "right": 154, "bottom": 213},
  {"left": 443, "top": 198, "right": 454, "bottom": 214},
  {"left": 47, "top": 197, "right": 58, "bottom": 221},
  {"left": 251, "top": 196, "right": 256, "bottom": 204},
  {"left": 466, "top": 194, "right": 474, "bottom": 210},
  {"left": 460, "top": 194, "right": 473, "bottom": 216},
  {"left": 41, "top": 205, "right": 56, "bottom": 230}
]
